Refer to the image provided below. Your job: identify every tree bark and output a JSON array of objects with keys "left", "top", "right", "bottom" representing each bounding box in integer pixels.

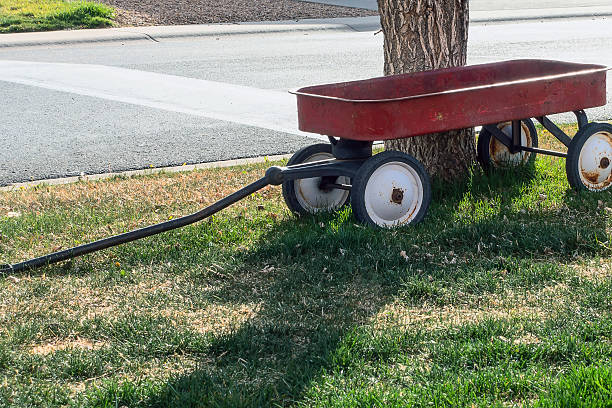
[{"left": 378, "top": 0, "right": 475, "bottom": 181}]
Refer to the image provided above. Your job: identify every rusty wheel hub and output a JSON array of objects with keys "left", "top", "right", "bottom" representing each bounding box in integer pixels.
[
  {"left": 391, "top": 188, "right": 404, "bottom": 204},
  {"left": 362, "top": 160, "right": 424, "bottom": 227},
  {"left": 579, "top": 130, "right": 612, "bottom": 190}
]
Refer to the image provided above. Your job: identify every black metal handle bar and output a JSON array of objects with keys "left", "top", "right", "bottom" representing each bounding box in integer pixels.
[
  {"left": 1, "top": 174, "right": 272, "bottom": 274},
  {"left": 0, "top": 158, "right": 365, "bottom": 275}
]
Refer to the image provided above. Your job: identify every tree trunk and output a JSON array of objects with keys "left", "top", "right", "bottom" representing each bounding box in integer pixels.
[{"left": 378, "top": 0, "right": 475, "bottom": 181}]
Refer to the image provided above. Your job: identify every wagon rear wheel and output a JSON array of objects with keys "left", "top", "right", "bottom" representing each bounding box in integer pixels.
[
  {"left": 477, "top": 119, "right": 538, "bottom": 170},
  {"left": 282, "top": 143, "right": 350, "bottom": 215},
  {"left": 351, "top": 151, "right": 431, "bottom": 228},
  {"left": 566, "top": 122, "right": 612, "bottom": 192}
]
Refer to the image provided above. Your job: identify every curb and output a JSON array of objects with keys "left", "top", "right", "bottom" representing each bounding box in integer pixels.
[
  {"left": 0, "top": 22, "right": 353, "bottom": 48},
  {"left": 1, "top": 141, "right": 386, "bottom": 191},
  {"left": 2, "top": 7, "right": 611, "bottom": 48},
  {"left": 0, "top": 154, "right": 292, "bottom": 191}
]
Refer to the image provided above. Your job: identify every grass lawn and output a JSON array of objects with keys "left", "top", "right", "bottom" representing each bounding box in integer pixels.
[
  {"left": 0, "top": 0, "right": 114, "bottom": 33},
  {"left": 0, "top": 125, "right": 611, "bottom": 407}
]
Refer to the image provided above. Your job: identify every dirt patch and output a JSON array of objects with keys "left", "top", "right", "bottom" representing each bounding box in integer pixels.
[
  {"left": 99, "top": 0, "right": 378, "bottom": 27},
  {"left": 111, "top": 6, "right": 159, "bottom": 26}
]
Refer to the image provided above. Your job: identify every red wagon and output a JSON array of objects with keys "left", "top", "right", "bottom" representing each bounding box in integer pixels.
[
  {"left": 286, "top": 59, "right": 610, "bottom": 227},
  {"left": 3, "top": 59, "right": 610, "bottom": 273}
]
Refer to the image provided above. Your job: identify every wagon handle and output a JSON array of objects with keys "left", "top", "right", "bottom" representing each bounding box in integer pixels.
[
  {"left": 289, "top": 67, "right": 610, "bottom": 103},
  {"left": 0, "top": 169, "right": 283, "bottom": 274}
]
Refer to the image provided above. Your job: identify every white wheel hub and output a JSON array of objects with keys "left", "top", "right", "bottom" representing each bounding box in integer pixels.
[
  {"left": 579, "top": 130, "right": 612, "bottom": 191},
  {"left": 364, "top": 161, "right": 424, "bottom": 227},
  {"left": 489, "top": 122, "right": 532, "bottom": 166},
  {"left": 294, "top": 152, "right": 350, "bottom": 212}
]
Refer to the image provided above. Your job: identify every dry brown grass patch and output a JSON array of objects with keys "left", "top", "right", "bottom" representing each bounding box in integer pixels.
[
  {"left": 0, "top": 164, "right": 279, "bottom": 214},
  {"left": 160, "top": 302, "right": 261, "bottom": 335},
  {"left": 372, "top": 298, "right": 547, "bottom": 332},
  {"left": 571, "top": 258, "right": 612, "bottom": 281},
  {"left": 512, "top": 333, "right": 542, "bottom": 345},
  {"left": 29, "top": 337, "right": 107, "bottom": 356}
]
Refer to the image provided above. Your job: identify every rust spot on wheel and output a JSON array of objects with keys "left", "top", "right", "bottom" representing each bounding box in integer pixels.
[
  {"left": 400, "top": 204, "right": 418, "bottom": 224},
  {"left": 391, "top": 188, "right": 404, "bottom": 205},
  {"left": 600, "top": 157, "right": 610, "bottom": 169},
  {"left": 489, "top": 122, "right": 531, "bottom": 166},
  {"left": 490, "top": 137, "right": 505, "bottom": 161},
  {"left": 582, "top": 171, "right": 601, "bottom": 184}
]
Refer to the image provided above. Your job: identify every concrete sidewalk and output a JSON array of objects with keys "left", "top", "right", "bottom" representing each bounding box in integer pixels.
[{"left": 1, "top": 2, "right": 611, "bottom": 48}]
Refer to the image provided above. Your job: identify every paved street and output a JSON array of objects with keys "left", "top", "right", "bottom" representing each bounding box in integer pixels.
[{"left": 1, "top": 15, "right": 612, "bottom": 185}]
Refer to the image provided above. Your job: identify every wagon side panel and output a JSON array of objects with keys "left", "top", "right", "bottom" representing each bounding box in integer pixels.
[
  {"left": 389, "top": 70, "right": 609, "bottom": 139},
  {"left": 297, "top": 70, "right": 607, "bottom": 141},
  {"left": 297, "top": 96, "right": 382, "bottom": 140}
]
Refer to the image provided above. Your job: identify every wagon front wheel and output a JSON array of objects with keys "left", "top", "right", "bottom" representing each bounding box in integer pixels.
[
  {"left": 477, "top": 119, "right": 538, "bottom": 170},
  {"left": 351, "top": 151, "right": 431, "bottom": 228},
  {"left": 566, "top": 122, "right": 612, "bottom": 192},
  {"left": 282, "top": 143, "right": 350, "bottom": 215}
]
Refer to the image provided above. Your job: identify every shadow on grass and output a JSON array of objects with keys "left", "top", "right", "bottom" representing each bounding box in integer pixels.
[
  {"left": 5, "top": 161, "right": 598, "bottom": 406},
  {"left": 109, "top": 165, "right": 611, "bottom": 407}
]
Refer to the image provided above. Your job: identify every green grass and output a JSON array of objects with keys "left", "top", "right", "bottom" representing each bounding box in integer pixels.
[
  {"left": 0, "top": 0, "right": 114, "bottom": 33},
  {"left": 0, "top": 126, "right": 611, "bottom": 407}
]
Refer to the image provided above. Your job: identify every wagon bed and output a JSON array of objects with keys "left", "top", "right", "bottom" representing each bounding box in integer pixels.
[{"left": 293, "top": 59, "right": 607, "bottom": 141}]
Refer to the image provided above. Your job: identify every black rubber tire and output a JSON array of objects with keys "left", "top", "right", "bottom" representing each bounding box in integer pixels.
[
  {"left": 351, "top": 151, "right": 431, "bottom": 228},
  {"left": 566, "top": 122, "right": 612, "bottom": 192},
  {"left": 477, "top": 119, "right": 538, "bottom": 171},
  {"left": 282, "top": 143, "right": 350, "bottom": 215}
]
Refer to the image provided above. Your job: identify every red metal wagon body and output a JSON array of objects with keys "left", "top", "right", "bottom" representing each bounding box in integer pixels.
[{"left": 293, "top": 59, "right": 607, "bottom": 141}]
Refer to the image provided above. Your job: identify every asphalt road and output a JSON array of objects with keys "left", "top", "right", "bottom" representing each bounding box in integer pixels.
[{"left": 1, "top": 17, "right": 612, "bottom": 185}]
